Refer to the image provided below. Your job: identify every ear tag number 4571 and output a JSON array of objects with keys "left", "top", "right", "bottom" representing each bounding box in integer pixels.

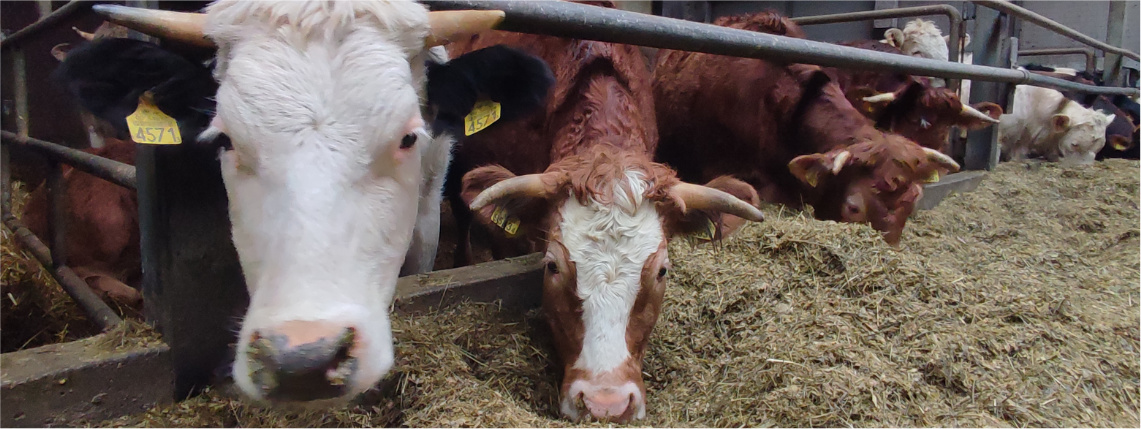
[
  {"left": 126, "top": 95, "right": 182, "bottom": 145},
  {"left": 464, "top": 99, "right": 502, "bottom": 136}
]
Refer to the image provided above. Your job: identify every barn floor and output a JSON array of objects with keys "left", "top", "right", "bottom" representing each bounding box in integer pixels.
[{"left": 31, "top": 159, "right": 1141, "bottom": 427}]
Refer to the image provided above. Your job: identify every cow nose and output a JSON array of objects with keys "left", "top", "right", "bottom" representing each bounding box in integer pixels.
[
  {"left": 246, "top": 322, "right": 358, "bottom": 402},
  {"left": 581, "top": 391, "right": 635, "bottom": 422}
]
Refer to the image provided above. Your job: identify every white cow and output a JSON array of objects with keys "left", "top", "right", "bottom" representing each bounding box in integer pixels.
[
  {"left": 94, "top": 0, "right": 510, "bottom": 404},
  {"left": 883, "top": 18, "right": 974, "bottom": 97},
  {"left": 998, "top": 83, "right": 1116, "bottom": 165}
]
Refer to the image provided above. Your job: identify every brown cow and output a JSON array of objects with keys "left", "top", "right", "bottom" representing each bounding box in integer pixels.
[
  {"left": 446, "top": 1, "right": 765, "bottom": 422},
  {"left": 22, "top": 137, "right": 140, "bottom": 306},
  {"left": 827, "top": 39, "right": 1002, "bottom": 154},
  {"left": 653, "top": 12, "right": 961, "bottom": 246},
  {"left": 21, "top": 23, "right": 141, "bottom": 307}
]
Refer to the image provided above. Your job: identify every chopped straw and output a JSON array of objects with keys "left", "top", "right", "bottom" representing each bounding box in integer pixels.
[{"left": 91, "top": 159, "right": 1140, "bottom": 427}]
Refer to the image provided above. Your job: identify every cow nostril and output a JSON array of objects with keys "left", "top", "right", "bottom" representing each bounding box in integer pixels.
[{"left": 246, "top": 325, "right": 360, "bottom": 401}]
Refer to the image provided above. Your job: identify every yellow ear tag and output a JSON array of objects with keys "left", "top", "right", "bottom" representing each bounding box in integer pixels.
[
  {"left": 490, "top": 206, "right": 521, "bottom": 237},
  {"left": 126, "top": 94, "right": 182, "bottom": 145},
  {"left": 691, "top": 216, "right": 717, "bottom": 241},
  {"left": 464, "top": 99, "right": 502, "bottom": 136},
  {"left": 804, "top": 170, "right": 820, "bottom": 188},
  {"left": 1113, "top": 141, "right": 1129, "bottom": 151},
  {"left": 924, "top": 170, "right": 940, "bottom": 183}
]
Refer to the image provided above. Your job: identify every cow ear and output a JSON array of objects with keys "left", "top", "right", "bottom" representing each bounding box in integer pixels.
[
  {"left": 789, "top": 150, "right": 852, "bottom": 188},
  {"left": 1109, "top": 134, "right": 1133, "bottom": 151},
  {"left": 885, "top": 28, "right": 903, "bottom": 46},
  {"left": 461, "top": 165, "right": 557, "bottom": 239},
  {"left": 959, "top": 102, "right": 1003, "bottom": 129},
  {"left": 50, "top": 43, "right": 72, "bottom": 61},
  {"left": 1051, "top": 114, "right": 1071, "bottom": 132},
  {"left": 427, "top": 44, "right": 554, "bottom": 134}
]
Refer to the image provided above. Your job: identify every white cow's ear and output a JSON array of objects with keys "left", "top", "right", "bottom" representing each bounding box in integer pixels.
[
  {"left": 1051, "top": 114, "right": 1071, "bottom": 132},
  {"left": 884, "top": 28, "right": 905, "bottom": 48}
]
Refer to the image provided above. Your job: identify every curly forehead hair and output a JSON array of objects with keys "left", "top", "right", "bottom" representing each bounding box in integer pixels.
[{"left": 544, "top": 144, "right": 680, "bottom": 208}]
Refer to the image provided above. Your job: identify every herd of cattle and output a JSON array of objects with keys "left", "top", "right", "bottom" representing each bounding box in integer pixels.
[{"left": 14, "top": 0, "right": 1140, "bottom": 422}]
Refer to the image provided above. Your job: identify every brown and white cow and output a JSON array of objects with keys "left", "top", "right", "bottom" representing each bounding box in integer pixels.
[
  {"left": 827, "top": 39, "right": 1002, "bottom": 154},
  {"left": 653, "top": 12, "right": 960, "bottom": 246},
  {"left": 446, "top": 1, "right": 765, "bottom": 421}
]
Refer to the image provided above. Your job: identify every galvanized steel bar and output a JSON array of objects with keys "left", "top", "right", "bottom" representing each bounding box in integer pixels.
[
  {"left": 0, "top": 1, "right": 91, "bottom": 50},
  {"left": 790, "top": 5, "right": 963, "bottom": 98},
  {"left": 971, "top": 0, "right": 1139, "bottom": 61},
  {"left": 1, "top": 214, "right": 124, "bottom": 330},
  {"left": 1018, "top": 47, "right": 1097, "bottom": 74},
  {"left": 428, "top": 0, "right": 1138, "bottom": 97},
  {"left": 1, "top": 131, "right": 137, "bottom": 190}
]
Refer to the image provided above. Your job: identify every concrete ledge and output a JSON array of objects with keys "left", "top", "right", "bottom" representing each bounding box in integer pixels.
[
  {"left": 916, "top": 171, "right": 987, "bottom": 211},
  {"left": 0, "top": 254, "right": 546, "bottom": 427},
  {"left": 0, "top": 335, "right": 172, "bottom": 428}
]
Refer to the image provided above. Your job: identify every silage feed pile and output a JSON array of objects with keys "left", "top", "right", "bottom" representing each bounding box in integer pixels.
[
  {"left": 1, "top": 181, "right": 102, "bottom": 352},
  {"left": 105, "top": 159, "right": 1139, "bottom": 427}
]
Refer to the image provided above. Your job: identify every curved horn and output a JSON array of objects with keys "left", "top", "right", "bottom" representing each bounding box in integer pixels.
[
  {"left": 72, "top": 27, "right": 95, "bottom": 41},
  {"left": 960, "top": 103, "right": 1000, "bottom": 123},
  {"left": 830, "top": 150, "right": 851, "bottom": 175},
  {"left": 469, "top": 173, "right": 553, "bottom": 211},
  {"left": 91, "top": 4, "right": 212, "bottom": 48},
  {"left": 668, "top": 183, "right": 765, "bottom": 222},
  {"left": 426, "top": 10, "right": 505, "bottom": 47},
  {"left": 862, "top": 92, "right": 897, "bottom": 104},
  {"left": 922, "top": 147, "right": 960, "bottom": 172}
]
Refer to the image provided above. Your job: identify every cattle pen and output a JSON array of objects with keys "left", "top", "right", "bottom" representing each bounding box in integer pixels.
[{"left": 1, "top": 0, "right": 1138, "bottom": 427}]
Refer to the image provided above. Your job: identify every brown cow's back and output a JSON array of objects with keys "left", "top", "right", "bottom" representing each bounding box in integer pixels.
[
  {"left": 653, "top": 13, "right": 876, "bottom": 207},
  {"left": 22, "top": 138, "right": 140, "bottom": 304}
]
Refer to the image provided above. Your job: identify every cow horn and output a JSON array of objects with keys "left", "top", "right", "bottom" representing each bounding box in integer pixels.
[
  {"left": 469, "top": 173, "right": 554, "bottom": 211},
  {"left": 91, "top": 4, "right": 212, "bottom": 47},
  {"left": 862, "top": 92, "right": 897, "bottom": 104},
  {"left": 960, "top": 103, "right": 999, "bottom": 123},
  {"left": 425, "top": 10, "right": 506, "bottom": 47},
  {"left": 921, "top": 147, "right": 960, "bottom": 172},
  {"left": 668, "top": 183, "right": 765, "bottom": 222},
  {"left": 72, "top": 27, "right": 96, "bottom": 41},
  {"left": 830, "top": 150, "right": 851, "bottom": 175}
]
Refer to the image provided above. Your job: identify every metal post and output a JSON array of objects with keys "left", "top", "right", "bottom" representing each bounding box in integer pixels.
[
  {"left": 45, "top": 161, "right": 67, "bottom": 267},
  {"left": 963, "top": 1, "right": 1017, "bottom": 171},
  {"left": 124, "top": 0, "right": 249, "bottom": 401},
  {"left": 1103, "top": 1, "right": 1127, "bottom": 86}
]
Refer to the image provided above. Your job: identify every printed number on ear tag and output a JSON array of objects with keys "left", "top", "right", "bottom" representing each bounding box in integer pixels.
[
  {"left": 692, "top": 217, "right": 717, "bottom": 241},
  {"left": 126, "top": 95, "right": 182, "bottom": 145},
  {"left": 490, "top": 206, "right": 521, "bottom": 237},
  {"left": 464, "top": 99, "right": 502, "bottom": 136}
]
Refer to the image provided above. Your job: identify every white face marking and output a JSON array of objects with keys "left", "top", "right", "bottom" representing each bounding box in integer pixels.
[
  {"left": 558, "top": 170, "right": 665, "bottom": 375},
  {"left": 203, "top": 0, "right": 442, "bottom": 401}
]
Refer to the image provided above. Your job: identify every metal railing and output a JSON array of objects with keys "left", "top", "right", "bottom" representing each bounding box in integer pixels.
[
  {"left": 1, "top": 2, "right": 128, "bottom": 331},
  {"left": 971, "top": 0, "right": 1139, "bottom": 62},
  {"left": 429, "top": 0, "right": 1137, "bottom": 97},
  {"left": 1017, "top": 48, "right": 1098, "bottom": 76},
  {"left": 789, "top": 5, "right": 964, "bottom": 101}
]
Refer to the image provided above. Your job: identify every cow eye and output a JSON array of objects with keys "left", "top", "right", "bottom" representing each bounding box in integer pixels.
[
  {"left": 657, "top": 267, "right": 668, "bottom": 278},
  {"left": 400, "top": 133, "right": 416, "bottom": 149},
  {"left": 546, "top": 261, "right": 559, "bottom": 274}
]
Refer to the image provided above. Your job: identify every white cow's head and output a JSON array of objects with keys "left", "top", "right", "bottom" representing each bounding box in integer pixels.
[
  {"left": 884, "top": 18, "right": 949, "bottom": 62},
  {"left": 1051, "top": 103, "right": 1116, "bottom": 165},
  {"left": 94, "top": 0, "right": 506, "bottom": 404}
]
